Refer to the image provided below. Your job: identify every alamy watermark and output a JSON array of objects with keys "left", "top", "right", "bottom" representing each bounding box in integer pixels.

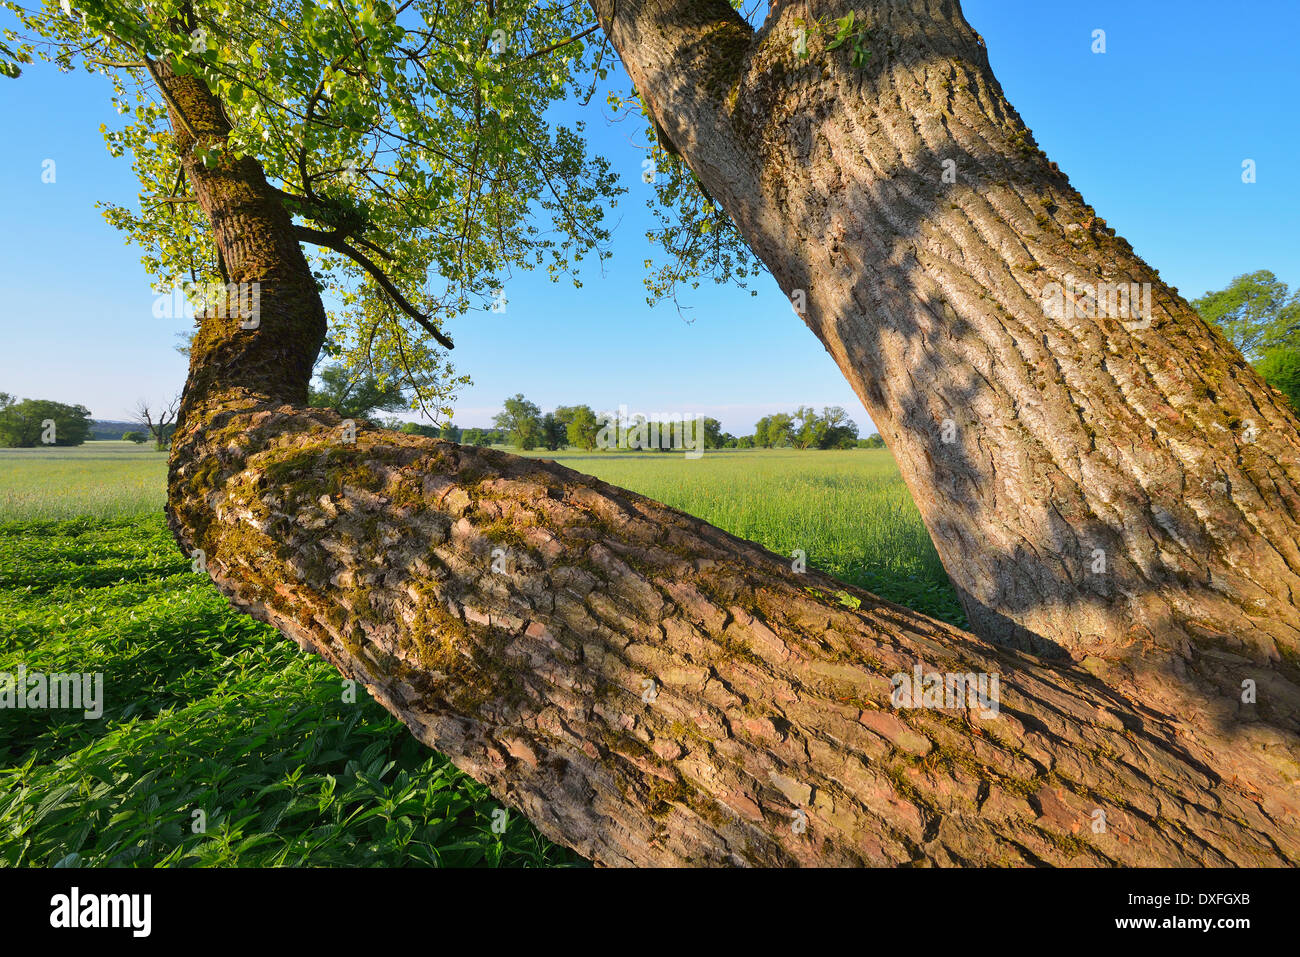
[
  {"left": 890, "top": 663, "right": 1000, "bottom": 718},
  {"left": 1041, "top": 276, "right": 1152, "bottom": 329},
  {"left": 0, "top": 666, "right": 104, "bottom": 719},
  {"left": 50, "top": 887, "right": 150, "bottom": 937},
  {"left": 152, "top": 280, "right": 261, "bottom": 329},
  {"left": 596, "top": 405, "right": 705, "bottom": 459}
]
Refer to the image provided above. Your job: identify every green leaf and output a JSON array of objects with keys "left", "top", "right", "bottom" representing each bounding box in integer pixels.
[{"left": 826, "top": 13, "right": 856, "bottom": 50}]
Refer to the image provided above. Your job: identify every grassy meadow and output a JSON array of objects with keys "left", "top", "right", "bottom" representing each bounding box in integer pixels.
[
  {"left": 0, "top": 441, "right": 168, "bottom": 522},
  {"left": 0, "top": 439, "right": 962, "bottom": 867}
]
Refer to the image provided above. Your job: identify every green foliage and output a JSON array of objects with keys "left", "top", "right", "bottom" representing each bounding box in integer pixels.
[
  {"left": 398, "top": 422, "right": 440, "bottom": 439},
  {"left": 7, "top": 0, "right": 623, "bottom": 406},
  {"left": 0, "top": 34, "right": 31, "bottom": 76},
  {"left": 0, "top": 396, "right": 92, "bottom": 447},
  {"left": 754, "top": 412, "right": 794, "bottom": 449},
  {"left": 1256, "top": 346, "right": 1300, "bottom": 411},
  {"left": 0, "top": 517, "right": 581, "bottom": 866},
  {"left": 757, "top": 407, "right": 858, "bottom": 450},
  {"left": 307, "top": 335, "right": 468, "bottom": 422},
  {"left": 790, "top": 405, "right": 857, "bottom": 449},
  {"left": 540, "top": 412, "right": 567, "bottom": 451},
  {"left": 121, "top": 431, "right": 148, "bottom": 444},
  {"left": 492, "top": 393, "right": 543, "bottom": 450},
  {"left": 1192, "top": 270, "right": 1300, "bottom": 362},
  {"left": 834, "top": 589, "right": 862, "bottom": 611},
  {"left": 793, "top": 11, "right": 872, "bottom": 69},
  {"left": 560, "top": 405, "right": 599, "bottom": 450},
  {"left": 860, "top": 432, "right": 886, "bottom": 449},
  {"left": 309, "top": 362, "right": 410, "bottom": 420},
  {"left": 702, "top": 416, "right": 725, "bottom": 449},
  {"left": 5, "top": 0, "right": 784, "bottom": 390}
]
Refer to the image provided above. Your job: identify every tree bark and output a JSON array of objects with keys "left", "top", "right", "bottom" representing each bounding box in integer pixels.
[
  {"left": 591, "top": 0, "right": 1300, "bottom": 782},
  {"left": 155, "top": 5, "right": 1300, "bottom": 866}
]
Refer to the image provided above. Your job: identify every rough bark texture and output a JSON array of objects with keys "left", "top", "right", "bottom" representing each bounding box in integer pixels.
[
  {"left": 591, "top": 0, "right": 1300, "bottom": 815},
  {"left": 599, "top": 0, "right": 1300, "bottom": 672},
  {"left": 167, "top": 405, "right": 1300, "bottom": 866},
  {"left": 157, "top": 1, "right": 1300, "bottom": 866}
]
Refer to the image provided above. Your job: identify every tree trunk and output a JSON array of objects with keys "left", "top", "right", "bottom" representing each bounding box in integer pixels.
[
  {"left": 156, "top": 7, "right": 1300, "bottom": 865},
  {"left": 592, "top": 0, "right": 1300, "bottom": 782}
]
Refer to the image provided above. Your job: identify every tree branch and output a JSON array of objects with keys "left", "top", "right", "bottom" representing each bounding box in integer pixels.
[
  {"left": 518, "top": 23, "right": 600, "bottom": 62},
  {"left": 292, "top": 225, "right": 455, "bottom": 350}
]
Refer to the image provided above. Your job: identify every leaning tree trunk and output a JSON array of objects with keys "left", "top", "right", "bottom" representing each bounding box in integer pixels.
[
  {"left": 592, "top": 0, "right": 1300, "bottom": 787},
  {"left": 157, "top": 6, "right": 1300, "bottom": 865}
]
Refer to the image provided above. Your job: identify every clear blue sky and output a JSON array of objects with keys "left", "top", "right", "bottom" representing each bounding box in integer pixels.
[{"left": 2, "top": 0, "right": 1298, "bottom": 432}]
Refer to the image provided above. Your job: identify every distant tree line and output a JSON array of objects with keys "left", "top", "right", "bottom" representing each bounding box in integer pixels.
[
  {"left": 363, "top": 396, "right": 889, "bottom": 453},
  {"left": 0, "top": 393, "right": 180, "bottom": 449},
  {"left": 750, "top": 406, "right": 863, "bottom": 449},
  {"left": 400, "top": 396, "right": 881, "bottom": 453},
  {"left": 393, "top": 421, "right": 510, "bottom": 447},
  {"left": 311, "top": 271, "right": 1300, "bottom": 456},
  {"left": 0, "top": 393, "right": 92, "bottom": 447},
  {"left": 483, "top": 395, "right": 729, "bottom": 452}
]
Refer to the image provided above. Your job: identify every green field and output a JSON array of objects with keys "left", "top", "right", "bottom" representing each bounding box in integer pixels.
[
  {"left": 0, "top": 441, "right": 168, "bottom": 522},
  {"left": 0, "top": 440, "right": 961, "bottom": 867}
]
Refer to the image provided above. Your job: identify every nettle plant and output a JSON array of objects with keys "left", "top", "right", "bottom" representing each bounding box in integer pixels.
[{"left": 2, "top": 0, "right": 647, "bottom": 413}]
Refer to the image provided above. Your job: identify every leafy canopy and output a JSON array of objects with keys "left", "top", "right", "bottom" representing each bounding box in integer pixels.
[
  {"left": 1193, "top": 270, "right": 1300, "bottom": 363},
  {"left": 3, "top": 0, "right": 655, "bottom": 419}
]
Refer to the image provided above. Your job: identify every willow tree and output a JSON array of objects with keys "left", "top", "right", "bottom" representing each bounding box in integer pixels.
[{"left": 8, "top": 0, "right": 1299, "bottom": 865}]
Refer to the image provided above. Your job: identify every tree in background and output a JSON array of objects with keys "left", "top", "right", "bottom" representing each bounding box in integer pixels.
[
  {"left": 493, "top": 394, "right": 544, "bottom": 450},
  {"left": 398, "top": 422, "right": 439, "bottom": 439},
  {"left": 461, "top": 428, "right": 491, "bottom": 448},
  {"left": 309, "top": 362, "right": 410, "bottom": 421},
  {"left": 122, "top": 431, "right": 148, "bottom": 445},
  {"left": 1194, "top": 271, "right": 1300, "bottom": 421},
  {"left": 1192, "top": 270, "right": 1299, "bottom": 362},
  {"left": 790, "top": 406, "right": 819, "bottom": 449},
  {"left": 816, "top": 406, "right": 859, "bottom": 449},
  {"left": 753, "top": 412, "right": 794, "bottom": 448},
  {"left": 860, "top": 433, "right": 886, "bottom": 449},
  {"left": 0, "top": 395, "right": 93, "bottom": 447},
  {"left": 562, "top": 405, "right": 600, "bottom": 450},
  {"left": 1256, "top": 348, "right": 1300, "bottom": 411},
  {"left": 133, "top": 397, "right": 180, "bottom": 451},
  {"left": 540, "top": 412, "right": 567, "bottom": 451},
  {"left": 396, "top": 421, "right": 462, "bottom": 441},
  {"left": 770, "top": 406, "right": 860, "bottom": 449},
  {"left": 701, "top": 417, "right": 724, "bottom": 449}
]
